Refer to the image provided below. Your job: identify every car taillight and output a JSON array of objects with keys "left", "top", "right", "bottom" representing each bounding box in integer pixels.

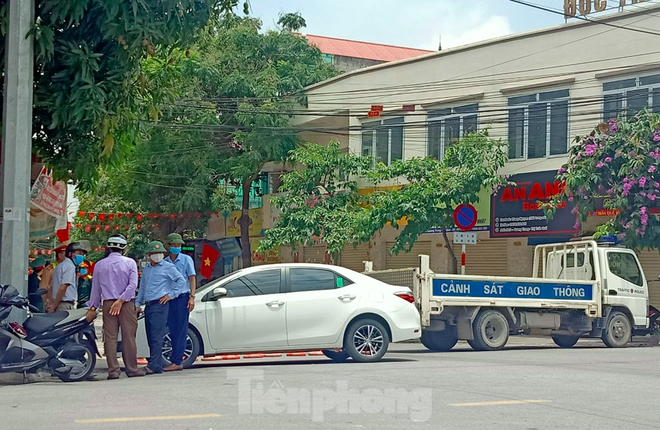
[{"left": 395, "top": 292, "right": 415, "bottom": 303}]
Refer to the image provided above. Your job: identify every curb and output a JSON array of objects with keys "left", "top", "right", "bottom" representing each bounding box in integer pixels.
[{"left": 195, "top": 350, "right": 324, "bottom": 362}]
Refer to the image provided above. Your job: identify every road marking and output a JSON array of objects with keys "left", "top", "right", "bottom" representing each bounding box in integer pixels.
[
  {"left": 450, "top": 400, "right": 551, "bottom": 407},
  {"left": 75, "top": 414, "right": 221, "bottom": 424}
]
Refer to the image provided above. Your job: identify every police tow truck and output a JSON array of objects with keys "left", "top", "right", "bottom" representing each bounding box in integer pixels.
[{"left": 414, "top": 238, "right": 654, "bottom": 351}]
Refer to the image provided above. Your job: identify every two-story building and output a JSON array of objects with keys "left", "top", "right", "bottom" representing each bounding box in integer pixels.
[{"left": 281, "top": 3, "right": 660, "bottom": 308}]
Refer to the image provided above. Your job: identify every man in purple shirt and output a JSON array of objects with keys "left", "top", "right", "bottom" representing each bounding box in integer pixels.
[{"left": 86, "top": 234, "right": 146, "bottom": 379}]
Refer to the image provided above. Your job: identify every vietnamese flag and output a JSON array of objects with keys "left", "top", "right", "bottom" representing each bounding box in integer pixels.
[{"left": 200, "top": 244, "right": 220, "bottom": 279}]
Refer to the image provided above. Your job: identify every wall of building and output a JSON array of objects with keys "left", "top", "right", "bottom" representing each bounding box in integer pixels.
[{"left": 294, "top": 5, "right": 660, "bottom": 304}]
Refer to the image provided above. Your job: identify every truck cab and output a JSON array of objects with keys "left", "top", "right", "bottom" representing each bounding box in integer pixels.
[{"left": 542, "top": 239, "right": 649, "bottom": 329}]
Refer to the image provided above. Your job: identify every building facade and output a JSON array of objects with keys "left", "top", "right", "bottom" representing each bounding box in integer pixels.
[{"left": 287, "top": 4, "right": 660, "bottom": 308}]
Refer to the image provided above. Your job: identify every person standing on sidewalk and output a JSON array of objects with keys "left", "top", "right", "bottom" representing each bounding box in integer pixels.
[
  {"left": 28, "top": 257, "right": 47, "bottom": 313},
  {"left": 43, "top": 243, "right": 67, "bottom": 311},
  {"left": 86, "top": 235, "right": 146, "bottom": 380},
  {"left": 135, "top": 241, "right": 186, "bottom": 374},
  {"left": 163, "top": 233, "right": 196, "bottom": 372},
  {"left": 49, "top": 242, "right": 88, "bottom": 312}
]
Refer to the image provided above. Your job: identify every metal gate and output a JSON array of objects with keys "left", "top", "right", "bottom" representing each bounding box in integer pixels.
[{"left": 637, "top": 250, "right": 660, "bottom": 308}]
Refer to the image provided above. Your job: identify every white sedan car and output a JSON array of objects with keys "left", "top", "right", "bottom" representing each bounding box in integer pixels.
[{"left": 134, "top": 263, "right": 421, "bottom": 366}]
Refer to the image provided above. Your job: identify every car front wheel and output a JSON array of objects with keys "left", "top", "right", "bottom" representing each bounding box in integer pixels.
[{"left": 343, "top": 318, "right": 390, "bottom": 363}]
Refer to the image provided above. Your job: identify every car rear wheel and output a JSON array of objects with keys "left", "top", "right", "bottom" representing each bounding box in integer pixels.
[
  {"left": 343, "top": 318, "right": 389, "bottom": 363},
  {"left": 322, "top": 349, "right": 350, "bottom": 362},
  {"left": 162, "top": 328, "right": 201, "bottom": 369}
]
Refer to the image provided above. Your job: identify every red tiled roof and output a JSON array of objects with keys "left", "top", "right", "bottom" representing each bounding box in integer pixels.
[{"left": 303, "top": 34, "right": 434, "bottom": 63}]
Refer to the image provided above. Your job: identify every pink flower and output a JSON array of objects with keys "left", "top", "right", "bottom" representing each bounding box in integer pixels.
[
  {"left": 615, "top": 152, "right": 622, "bottom": 158},
  {"left": 558, "top": 167, "right": 566, "bottom": 174},
  {"left": 654, "top": 134, "right": 660, "bottom": 142},
  {"left": 649, "top": 194, "right": 657, "bottom": 201},
  {"left": 605, "top": 157, "right": 612, "bottom": 163},
  {"left": 597, "top": 162, "right": 605, "bottom": 168},
  {"left": 640, "top": 177, "right": 648, "bottom": 187},
  {"left": 655, "top": 182, "right": 660, "bottom": 188},
  {"left": 641, "top": 192, "right": 647, "bottom": 197},
  {"left": 568, "top": 196, "right": 574, "bottom": 202},
  {"left": 649, "top": 166, "right": 657, "bottom": 173},
  {"left": 574, "top": 221, "right": 581, "bottom": 230},
  {"left": 584, "top": 144, "right": 598, "bottom": 156}
]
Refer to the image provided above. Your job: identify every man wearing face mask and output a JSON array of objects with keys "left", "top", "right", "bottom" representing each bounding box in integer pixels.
[
  {"left": 163, "top": 233, "right": 196, "bottom": 372},
  {"left": 49, "top": 241, "right": 89, "bottom": 312},
  {"left": 135, "top": 241, "right": 186, "bottom": 374}
]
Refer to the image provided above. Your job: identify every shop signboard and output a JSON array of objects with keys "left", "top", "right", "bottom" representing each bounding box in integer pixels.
[{"left": 491, "top": 170, "right": 578, "bottom": 238}]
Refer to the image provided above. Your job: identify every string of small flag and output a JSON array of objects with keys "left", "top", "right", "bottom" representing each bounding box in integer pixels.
[{"left": 72, "top": 211, "right": 223, "bottom": 232}]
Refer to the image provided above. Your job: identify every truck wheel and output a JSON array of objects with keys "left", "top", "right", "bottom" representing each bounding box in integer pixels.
[
  {"left": 421, "top": 329, "right": 458, "bottom": 351},
  {"left": 602, "top": 311, "right": 631, "bottom": 348},
  {"left": 468, "top": 310, "right": 509, "bottom": 351},
  {"left": 552, "top": 335, "right": 580, "bottom": 348}
]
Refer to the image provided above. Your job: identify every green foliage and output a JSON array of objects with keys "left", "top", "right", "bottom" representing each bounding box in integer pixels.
[
  {"left": 278, "top": 12, "right": 307, "bottom": 32},
  {"left": 546, "top": 109, "right": 660, "bottom": 250},
  {"left": 0, "top": 0, "right": 241, "bottom": 186},
  {"left": 258, "top": 142, "right": 373, "bottom": 260},
  {"left": 75, "top": 14, "right": 336, "bottom": 262},
  {"left": 365, "top": 131, "right": 509, "bottom": 254},
  {"left": 260, "top": 131, "right": 509, "bottom": 257}
]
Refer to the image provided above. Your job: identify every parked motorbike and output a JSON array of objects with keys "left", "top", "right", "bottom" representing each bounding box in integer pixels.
[{"left": 0, "top": 285, "right": 98, "bottom": 382}]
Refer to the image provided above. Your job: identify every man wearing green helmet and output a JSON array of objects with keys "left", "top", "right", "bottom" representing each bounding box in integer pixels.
[
  {"left": 163, "top": 232, "right": 196, "bottom": 372},
  {"left": 135, "top": 241, "right": 186, "bottom": 374}
]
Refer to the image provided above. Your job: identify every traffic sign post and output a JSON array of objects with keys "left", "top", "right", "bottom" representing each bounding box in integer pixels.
[{"left": 453, "top": 204, "right": 478, "bottom": 275}]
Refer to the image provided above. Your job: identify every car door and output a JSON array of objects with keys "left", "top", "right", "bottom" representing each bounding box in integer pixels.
[
  {"left": 605, "top": 250, "right": 648, "bottom": 326},
  {"left": 285, "top": 267, "right": 361, "bottom": 347},
  {"left": 204, "top": 268, "right": 287, "bottom": 351}
]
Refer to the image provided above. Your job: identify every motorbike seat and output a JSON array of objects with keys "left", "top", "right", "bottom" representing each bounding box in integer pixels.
[{"left": 23, "top": 312, "right": 69, "bottom": 334}]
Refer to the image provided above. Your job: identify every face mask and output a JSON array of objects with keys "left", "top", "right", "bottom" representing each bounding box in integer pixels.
[
  {"left": 150, "top": 253, "right": 164, "bottom": 263},
  {"left": 170, "top": 247, "right": 181, "bottom": 255},
  {"left": 80, "top": 269, "right": 88, "bottom": 276},
  {"left": 73, "top": 255, "right": 85, "bottom": 266}
]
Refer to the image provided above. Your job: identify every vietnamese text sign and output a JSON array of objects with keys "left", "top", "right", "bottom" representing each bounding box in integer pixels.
[
  {"left": 564, "top": 0, "right": 646, "bottom": 19},
  {"left": 453, "top": 232, "right": 477, "bottom": 244},
  {"left": 432, "top": 278, "right": 593, "bottom": 301},
  {"left": 491, "top": 170, "right": 577, "bottom": 237},
  {"left": 30, "top": 168, "right": 66, "bottom": 218}
]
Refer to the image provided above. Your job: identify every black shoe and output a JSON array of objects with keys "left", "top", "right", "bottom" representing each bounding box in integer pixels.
[{"left": 107, "top": 373, "right": 120, "bottom": 380}]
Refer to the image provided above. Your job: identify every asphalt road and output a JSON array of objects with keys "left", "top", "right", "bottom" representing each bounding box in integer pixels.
[{"left": 1, "top": 339, "right": 659, "bottom": 430}]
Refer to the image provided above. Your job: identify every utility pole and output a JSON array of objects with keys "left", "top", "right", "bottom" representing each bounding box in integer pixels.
[{"left": 1, "top": 0, "right": 35, "bottom": 320}]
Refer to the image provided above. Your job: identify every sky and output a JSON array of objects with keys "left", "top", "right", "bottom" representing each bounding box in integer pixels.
[{"left": 247, "top": 0, "right": 646, "bottom": 50}]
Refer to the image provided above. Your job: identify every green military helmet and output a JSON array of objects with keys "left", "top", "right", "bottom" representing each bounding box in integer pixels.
[
  {"left": 165, "top": 233, "right": 184, "bottom": 245},
  {"left": 30, "top": 257, "right": 47, "bottom": 268},
  {"left": 146, "top": 240, "right": 166, "bottom": 254}
]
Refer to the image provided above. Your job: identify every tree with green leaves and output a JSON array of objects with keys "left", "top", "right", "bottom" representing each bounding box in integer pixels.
[
  {"left": 75, "top": 14, "right": 337, "bottom": 266},
  {"left": 278, "top": 12, "right": 306, "bottom": 32},
  {"left": 546, "top": 109, "right": 660, "bottom": 250},
  {"left": 260, "top": 131, "right": 509, "bottom": 272},
  {"left": 194, "top": 16, "right": 337, "bottom": 267},
  {"left": 258, "top": 141, "right": 373, "bottom": 263},
  {"left": 0, "top": 0, "right": 244, "bottom": 185}
]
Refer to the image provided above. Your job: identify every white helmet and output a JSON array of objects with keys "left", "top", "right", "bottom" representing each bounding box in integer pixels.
[{"left": 107, "top": 234, "right": 128, "bottom": 250}]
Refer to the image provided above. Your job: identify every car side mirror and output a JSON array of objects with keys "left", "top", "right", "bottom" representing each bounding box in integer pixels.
[{"left": 209, "top": 287, "right": 228, "bottom": 301}]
